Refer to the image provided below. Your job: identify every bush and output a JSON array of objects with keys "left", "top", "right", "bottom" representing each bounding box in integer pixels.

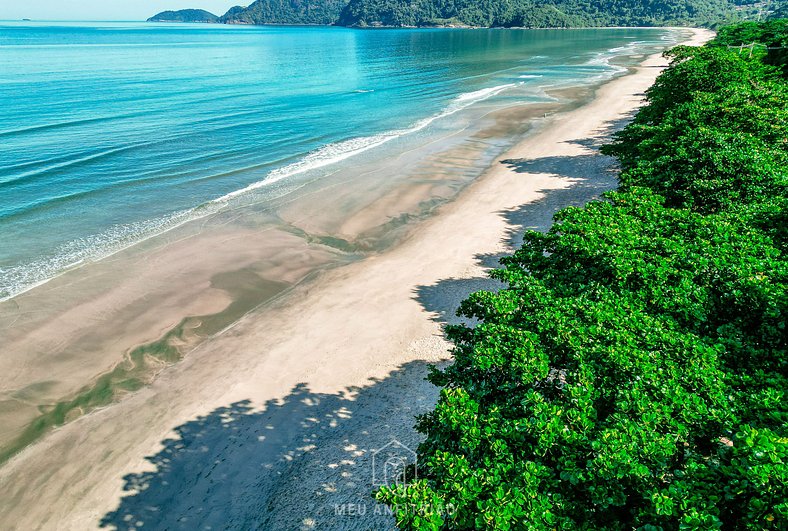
[{"left": 379, "top": 21, "right": 788, "bottom": 530}]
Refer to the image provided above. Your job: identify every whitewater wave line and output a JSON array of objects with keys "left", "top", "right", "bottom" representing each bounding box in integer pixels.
[
  {"left": 211, "top": 83, "right": 515, "bottom": 203},
  {"left": 1, "top": 32, "right": 679, "bottom": 302},
  {"left": 0, "top": 83, "right": 515, "bottom": 302}
]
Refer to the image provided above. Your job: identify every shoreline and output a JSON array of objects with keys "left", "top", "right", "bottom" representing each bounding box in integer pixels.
[
  {"left": 0, "top": 27, "right": 713, "bottom": 529},
  {"left": 0, "top": 97, "right": 562, "bottom": 458},
  {"left": 0, "top": 30, "right": 671, "bottom": 459},
  {"left": 0, "top": 30, "right": 656, "bottom": 307}
]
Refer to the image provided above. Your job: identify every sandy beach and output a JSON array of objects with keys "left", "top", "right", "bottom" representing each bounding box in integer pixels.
[{"left": 0, "top": 27, "right": 712, "bottom": 530}]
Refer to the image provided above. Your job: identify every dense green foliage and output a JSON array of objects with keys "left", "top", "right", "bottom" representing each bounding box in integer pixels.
[
  {"left": 219, "top": 0, "right": 348, "bottom": 24},
  {"left": 714, "top": 18, "right": 788, "bottom": 46},
  {"left": 378, "top": 21, "right": 788, "bottom": 529},
  {"left": 337, "top": 0, "right": 744, "bottom": 27},
  {"left": 336, "top": 0, "right": 577, "bottom": 27},
  {"left": 712, "top": 19, "right": 788, "bottom": 73},
  {"left": 153, "top": 0, "right": 769, "bottom": 27},
  {"left": 147, "top": 9, "right": 219, "bottom": 22}
]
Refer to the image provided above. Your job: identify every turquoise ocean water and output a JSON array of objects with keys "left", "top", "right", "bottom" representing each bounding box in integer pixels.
[{"left": 0, "top": 22, "right": 677, "bottom": 300}]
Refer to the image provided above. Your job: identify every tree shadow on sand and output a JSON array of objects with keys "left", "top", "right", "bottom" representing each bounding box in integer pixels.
[
  {"left": 100, "top": 360, "right": 439, "bottom": 531},
  {"left": 100, "top": 112, "right": 636, "bottom": 531},
  {"left": 414, "top": 113, "right": 633, "bottom": 326}
]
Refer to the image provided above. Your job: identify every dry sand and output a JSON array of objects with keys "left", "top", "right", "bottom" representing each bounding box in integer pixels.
[{"left": 0, "top": 28, "right": 713, "bottom": 530}]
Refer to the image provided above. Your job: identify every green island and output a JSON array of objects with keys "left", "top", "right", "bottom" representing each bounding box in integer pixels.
[
  {"left": 146, "top": 8, "right": 220, "bottom": 22},
  {"left": 376, "top": 19, "right": 788, "bottom": 529}
]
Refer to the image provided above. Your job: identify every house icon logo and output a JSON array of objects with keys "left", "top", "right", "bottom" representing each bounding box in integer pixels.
[{"left": 371, "top": 439, "right": 417, "bottom": 486}]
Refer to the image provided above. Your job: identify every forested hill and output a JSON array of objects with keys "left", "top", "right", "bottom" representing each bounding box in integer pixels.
[
  {"left": 149, "top": 0, "right": 771, "bottom": 27},
  {"left": 219, "top": 0, "right": 348, "bottom": 24},
  {"left": 147, "top": 9, "right": 219, "bottom": 22},
  {"left": 336, "top": 0, "right": 741, "bottom": 28}
]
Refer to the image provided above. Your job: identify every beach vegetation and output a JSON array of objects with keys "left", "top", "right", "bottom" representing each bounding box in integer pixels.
[{"left": 378, "top": 20, "right": 788, "bottom": 529}]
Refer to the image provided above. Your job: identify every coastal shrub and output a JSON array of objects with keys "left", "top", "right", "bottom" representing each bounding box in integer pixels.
[
  {"left": 618, "top": 128, "right": 787, "bottom": 212},
  {"left": 712, "top": 19, "right": 788, "bottom": 73},
  {"left": 614, "top": 45, "right": 778, "bottom": 132},
  {"left": 379, "top": 21, "right": 788, "bottom": 529},
  {"left": 604, "top": 78, "right": 788, "bottom": 168},
  {"left": 713, "top": 19, "right": 788, "bottom": 47}
]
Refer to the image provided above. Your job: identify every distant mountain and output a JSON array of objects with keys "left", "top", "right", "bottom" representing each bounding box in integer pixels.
[
  {"left": 336, "top": 0, "right": 743, "bottom": 27},
  {"left": 218, "top": 0, "right": 348, "bottom": 25},
  {"left": 147, "top": 9, "right": 219, "bottom": 22},
  {"left": 152, "top": 0, "right": 762, "bottom": 27}
]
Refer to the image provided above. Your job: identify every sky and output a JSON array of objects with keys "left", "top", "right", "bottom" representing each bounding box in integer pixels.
[{"left": 0, "top": 1, "right": 242, "bottom": 21}]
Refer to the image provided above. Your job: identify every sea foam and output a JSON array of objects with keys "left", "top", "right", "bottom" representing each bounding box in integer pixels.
[
  {"left": 0, "top": 84, "right": 515, "bottom": 302},
  {"left": 211, "top": 84, "right": 515, "bottom": 203}
]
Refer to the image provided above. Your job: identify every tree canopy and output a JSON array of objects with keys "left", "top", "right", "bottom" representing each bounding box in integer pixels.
[
  {"left": 337, "top": 0, "right": 749, "bottom": 27},
  {"left": 377, "top": 20, "right": 788, "bottom": 530},
  {"left": 219, "top": 0, "right": 349, "bottom": 25},
  {"left": 203, "top": 0, "right": 765, "bottom": 27}
]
